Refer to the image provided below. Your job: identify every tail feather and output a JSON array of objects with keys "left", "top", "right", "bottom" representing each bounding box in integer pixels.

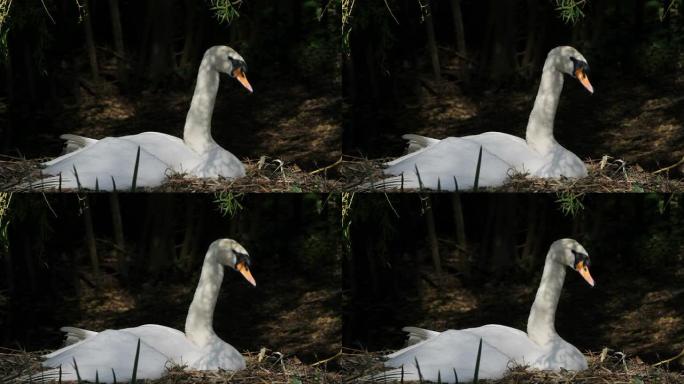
[
  {"left": 402, "top": 326, "right": 439, "bottom": 345},
  {"left": 42, "top": 327, "right": 98, "bottom": 359},
  {"left": 13, "top": 367, "right": 73, "bottom": 383},
  {"left": 402, "top": 134, "right": 440, "bottom": 153},
  {"left": 59, "top": 134, "right": 98, "bottom": 153},
  {"left": 13, "top": 174, "right": 79, "bottom": 192},
  {"left": 357, "top": 367, "right": 420, "bottom": 383},
  {"left": 60, "top": 326, "right": 97, "bottom": 345}
]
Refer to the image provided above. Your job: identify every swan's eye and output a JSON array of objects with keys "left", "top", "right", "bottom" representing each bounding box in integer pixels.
[
  {"left": 572, "top": 250, "right": 590, "bottom": 270},
  {"left": 235, "top": 255, "right": 256, "bottom": 286},
  {"left": 228, "top": 58, "right": 247, "bottom": 76},
  {"left": 235, "top": 251, "right": 251, "bottom": 267}
]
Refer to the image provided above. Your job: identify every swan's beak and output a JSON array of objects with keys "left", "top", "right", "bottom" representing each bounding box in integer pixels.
[
  {"left": 575, "top": 69, "right": 594, "bottom": 94},
  {"left": 233, "top": 68, "right": 253, "bottom": 93},
  {"left": 236, "top": 261, "right": 256, "bottom": 286},
  {"left": 576, "top": 261, "right": 595, "bottom": 287}
]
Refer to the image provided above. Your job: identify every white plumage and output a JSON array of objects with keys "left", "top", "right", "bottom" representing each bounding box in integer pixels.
[
  {"left": 380, "top": 46, "right": 594, "bottom": 191},
  {"left": 34, "top": 239, "right": 256, "bottom": 383},
  {"left": 374, "top": 239, "right": 595, "bottom": 383},
  {"left": 38, "top": 46, "right": 252, "bottom": 190}
]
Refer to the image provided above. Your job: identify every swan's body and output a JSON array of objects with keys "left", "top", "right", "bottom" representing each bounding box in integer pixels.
[
  {"left": 39, "top": 46, "right": 252, "bottom": 190},
  {"left": 380, "top": 46, "right": 594, "bottom": 191},
  {"left": 37, "top": 239, "right": 256, "bottom": 383},
  {"left": 377, "top": 239, "right": 595, "bottom": 383}
]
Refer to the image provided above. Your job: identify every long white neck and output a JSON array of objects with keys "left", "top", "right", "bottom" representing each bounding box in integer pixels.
[
  {"left": 526, "top": 249, "right": 566, "bottom": 345},
  {"left": 525, "top": 61, "right": 564, "bottom": 155},
  {"left": 185, "top": 249, "right": 224, "bottom": 347},
  {"left": 183, "top": 57, "right": 220, "bottom": 154}
]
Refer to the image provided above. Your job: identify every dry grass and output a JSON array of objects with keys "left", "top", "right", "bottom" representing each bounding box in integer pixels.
[
  {"left": 0, "top": 156, "right": 342, "bottom": 193},
  {"left": 0, "top": 347, "right": 341, "bottom": 383},
  {"left": 3, "top": 347, "right": 683, "bottom": 383},
  {"left": 4, "top": 154, "right": 681, "bottom": 193},
  {"left": 344, "top": 156, "right": 684, "bottom": 193},
  {"left": 339, "top": 348, "right": 684, "bottom": 383}
]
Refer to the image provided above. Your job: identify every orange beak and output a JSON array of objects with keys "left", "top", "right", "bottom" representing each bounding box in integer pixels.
[
  {"left": 233, "top": 68, "right": 253, "bottom": 93},
  {"left": 236, "top": 261, "right": 256, "bottom": 286},
  {"left": 575, "top": 68, "right": 594, "bottom": 94},
  {"left": 576, "top": 261, "right": 595, "bottom": 287}
]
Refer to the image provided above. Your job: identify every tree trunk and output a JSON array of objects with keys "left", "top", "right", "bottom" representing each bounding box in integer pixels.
[
  {"left": 22, "top": 41, "right": 37, "bottom": 103},
  {"left": 1, "top": 239, "right": 13, "bottom": 294},
  {"left": 109, "top": 192, "right": 127, "bottom": 279},
  {"left": 179, "top": 197, "right": 197, "bottom": 272},
  {"left": 83, "top": 0, "right": 100, "bottom": 82},
  {"left": 451, "top": 193, "right": 467, "bottom": 248},
  {"left": 189, "top": 201, "right": 206, "bottom": 261},
  {"left": 401, "top": 0, "right": 421, "bottom": 95},
  {"left": 108, "top": 0, "right": 128, "bottom": 86},
  {"left": 146, "top": 0, "right": 175, "bottom": 83},
  {"left": 423, "top": 195, "right": 442, "bottom": 275},
  {"left": 481, "top": 0, "right": 517, "bottom": 82},
  {"left": 424, "top": 0, "right": 441, "bottom": 80},
  {"left": 521, "top": 0, "right": 539, "bottom": 78},
  {"left": 148, "top": 195, "right": 174, "bottom": 277},
  {"left": 481, "top": 195, "right": 515, "bottom": 276},
  {"left": 451, "top": 192, "right": 469, "bottom": 277},
  {"left": 179, "top": 0, "right": 198, "bottom": 71},
  {"left": 22, "top": 233, "right": 37, "bottom": 292},
  {"left": 521, "top": 196, "right": 546, "bottom": 273},
  {"left": 82, "top": 195, "right": 100, "bottom": 289},
  {"left": 449, "top": 0, "right": 468, "bottom": 82},
  {"left": 2, "top": 53, "right": 13, "bottom": 152}
]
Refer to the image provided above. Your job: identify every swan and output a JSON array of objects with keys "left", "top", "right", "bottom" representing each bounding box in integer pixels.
[
  {"left": 38, "top": 46, "right": 253, "bottom": 190},
  {"left": 378, "top": 46, "right": 594, "bottom": 191},
  {"left": 374, "top": 238, "right": 595, "bottom": 383},
  {"left": 35, "top": 239, "right": 256, "bottom": 383}
]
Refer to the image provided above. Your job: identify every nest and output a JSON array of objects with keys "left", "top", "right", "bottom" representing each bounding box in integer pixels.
[
  {"left": 0, "top": 156, "right": 342, "bottom": 193},
  {"left": 0, "top": 347, "right": 341, "bottom": 383},
  {"left": 339, "top": 348, "right": 684, "bottom": 383},
  {"left": 343, "top": 156, "right": 684, "bottom": 193}
]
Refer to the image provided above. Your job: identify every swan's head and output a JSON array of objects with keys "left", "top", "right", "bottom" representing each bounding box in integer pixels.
[
  {"left": 551, "top": 238, "right": 595, "bottom": 287},
  {"left": 210, "top": 238, "right": 257, "bottom": 286},
  {"left": 547, "top": 46, "right": 594, "bottom": 94},
  {"left": 205, "top": 45, "right": 253, "bottom": 93}
]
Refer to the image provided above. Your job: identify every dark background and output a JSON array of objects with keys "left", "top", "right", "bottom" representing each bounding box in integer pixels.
[
  {"left": 0, "top": 0, "right": 341, "bottom": 169},
  {"left": 343, "top": 193, "right": 684, "bottom": 364},
  {"left": 0, "top": 193, "right": 341, "bottom": 362},
  {"left": 343, "top": 0, "right": 684, "bottom": 173}
]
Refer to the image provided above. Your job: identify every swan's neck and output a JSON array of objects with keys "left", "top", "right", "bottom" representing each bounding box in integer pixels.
[
  {"left": 526, "top": 252, "right": 566, "bottom": 345},
  {"left": 185, "top": 252, "right": 224, "bottom": 347},
  {"left": 183, "top": 60, "right": 220, "bottom": 154},
  {"left": 525, "top": 67, "right": 564, "bottom": 155}
]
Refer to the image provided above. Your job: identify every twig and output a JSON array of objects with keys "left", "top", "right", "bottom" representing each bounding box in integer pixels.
[
  {"left": 40, "top": 0, "right": 55, "bottom": 24},
  {"left": 311, "top": 349, "right": 343, "bottom": 367},
  {"left": 653, "top": 156, "right": 684, "bottom": 175},
  {"left": 310, "top": 156, "right": 343, "bottom": 175},
  {"left": 653, "top": 347, "right": 684, "bottom": 367},
  {"left": 383, "top": 0, "right": 399, "bottom": 24}
]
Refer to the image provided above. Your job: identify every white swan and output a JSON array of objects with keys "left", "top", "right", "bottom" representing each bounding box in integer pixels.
[
  {"left": 376, "top": 239, "right": 595, "bottom": 383},
  {"left": 379, "top": 46, "right": 594, "bottom": 191},
  {"left": 36, "top": 239, "right": 256, "bottom": 383},
  {"left": 39, "top": 46, "right": 253, "bottom": 190}
]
